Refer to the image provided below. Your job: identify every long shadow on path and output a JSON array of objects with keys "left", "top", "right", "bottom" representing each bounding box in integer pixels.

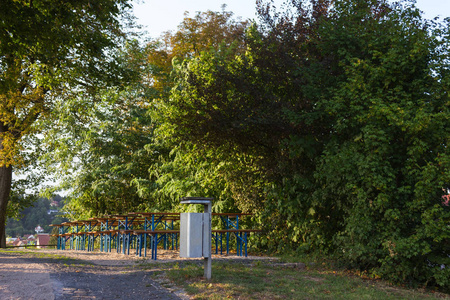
[{"left": 0, "top": 251, "right": 181, "bottom": 300}]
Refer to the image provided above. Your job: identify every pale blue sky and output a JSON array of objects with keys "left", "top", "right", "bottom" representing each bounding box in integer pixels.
[{"left": 132, "top": 0, "right": 450, "bottom": 38}]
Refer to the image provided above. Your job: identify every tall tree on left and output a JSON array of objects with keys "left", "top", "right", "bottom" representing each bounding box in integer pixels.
[{"left": 0, "top": 0, "right": 134, "bottom": 247}]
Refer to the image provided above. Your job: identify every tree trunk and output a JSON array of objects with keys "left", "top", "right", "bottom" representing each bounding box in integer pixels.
[
  {"left": 0, "top": 121, "right": 13, "bottom": 248},
  {"left": 0, "top": 164, "right": 12, "bottom": 248}
]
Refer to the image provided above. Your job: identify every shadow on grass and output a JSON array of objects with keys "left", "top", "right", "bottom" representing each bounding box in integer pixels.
[{"left": 164, "top": 260, "right": 447, "bottom": 300}]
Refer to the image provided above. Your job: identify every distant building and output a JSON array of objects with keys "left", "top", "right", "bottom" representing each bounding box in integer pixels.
[
  {"left": 35, "top": 225, "right": 44, "bottom": 233},
  {"left": 26, "top": 235, "right": 36, "bottom": 243},
  {"left": 6, "top": 237, "right": 16, "bottom": 243},
  {"left": 12, "top": 238, "right": 26, "bottom": 248},
  {"left": 36, "top": 234, "right": 50, "bottom": 249}
]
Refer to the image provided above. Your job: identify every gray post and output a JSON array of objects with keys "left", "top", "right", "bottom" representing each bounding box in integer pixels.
[
  {"left": 203, "top": 201, "right": 212, "bottom": 280},
  {"left": 180, "top": 197, "right": 213, "bottom": 280}
]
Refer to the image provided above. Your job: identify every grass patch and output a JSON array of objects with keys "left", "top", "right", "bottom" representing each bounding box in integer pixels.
[
  {"left": 0, "top": 248, "right": 91, "bottom": 265},
  {"left": 164, "top": 259, "right": 448, "bottom": 300}
]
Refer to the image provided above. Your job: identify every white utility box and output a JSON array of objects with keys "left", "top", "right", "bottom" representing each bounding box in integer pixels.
[
  {"left": 180, "top": 213, "right": 211, "bottom": 258},
  {"left": 180, "top": 197, "right": 213, "bottom": 279}
]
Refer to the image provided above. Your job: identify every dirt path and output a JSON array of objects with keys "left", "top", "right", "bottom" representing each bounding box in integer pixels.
[
  {"left": 0, "top": 252, "right": 53, "bottom": 299},
  {"left": 0, "top": 249, "right": 274, "bottom": 299},
  {"left": 0, "top": 249, "right": 186, "bottom": 300}
]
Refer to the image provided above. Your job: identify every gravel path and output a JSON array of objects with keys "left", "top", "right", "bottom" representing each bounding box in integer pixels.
[
  {"left": 0, "top": 249, "right": 186, "bottom": 300},
  {"left": 0, "top": 248, "right": 276, "bottom": 299}
]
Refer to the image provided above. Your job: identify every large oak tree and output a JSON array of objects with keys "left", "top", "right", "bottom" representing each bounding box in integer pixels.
[{"left": 0, "top": 0, "right": 133, "bottom": 247}]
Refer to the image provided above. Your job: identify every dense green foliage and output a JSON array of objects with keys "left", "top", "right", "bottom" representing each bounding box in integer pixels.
[
  {"left": 41, "top": 9, "right": 250, "bottom": 216},
  {"left": 159, "top": 0, "right": 450, "bottom": 288},
  {"left": 39, "top": 41, "right": 154, "bottom": 219},
  {"left": 35, "top": 0, "right": 449, "bottom": 289},
  {"left": 0, "top": 0, "right": 135, "bottom": 247},
  {"left": 0, "top": 0, "right": 132, "bottom": 166},
  {"left": 313, "top": 1, "right": 450, "bottom": 286},
  {"left": 6, "top": 195, "right": 67, "bottom": 237}
]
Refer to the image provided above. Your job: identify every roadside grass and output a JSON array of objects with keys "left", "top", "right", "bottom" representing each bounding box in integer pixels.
[
  {"left": 1, "top": 248, "right": 448, "bottom": 299},
  {"left": 164, "top": 259, "right": 449, "bottom": 300},
  {"left": 0, "top": 248, "right": 91, "bottom": 265}
]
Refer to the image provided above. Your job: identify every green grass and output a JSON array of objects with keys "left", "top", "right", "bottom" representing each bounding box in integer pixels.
[
  {"left": 2, "top": 249, "right": 447, "bottom": 299},
  {"left": 164, "top": 260, "right": 449, "bottom": 300},
  {"left": 0, "top": 248, "right": 91, "bottom": 265}
]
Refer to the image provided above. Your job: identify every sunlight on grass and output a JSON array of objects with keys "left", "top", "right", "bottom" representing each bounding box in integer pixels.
[
  {"left": 0, "top": 249, "right": 84, "bottom": 264},
  {"left": 165, "top": 260, "right": 447, "bottom": 300}
]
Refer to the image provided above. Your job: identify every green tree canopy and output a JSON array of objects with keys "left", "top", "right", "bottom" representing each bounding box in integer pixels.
[
  {"left": 40, "top": 41, "right": 156, "bottom": 218},
  {"left": 0, "top": 0, "right": 134, "bottom": 247},
  {"left": 40, "top": 9, "right": 250, "bottom": 218},
  {"left": 162, "top": 0, "right": 450, "bottom": 287}
]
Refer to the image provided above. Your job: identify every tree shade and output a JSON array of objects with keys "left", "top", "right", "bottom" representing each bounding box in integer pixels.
[
  {"left": 162, "top": 0, "right": 450, "bottom": 287},
  {"left": 0, "top": 0, "right": 134, "bottom": 247}
]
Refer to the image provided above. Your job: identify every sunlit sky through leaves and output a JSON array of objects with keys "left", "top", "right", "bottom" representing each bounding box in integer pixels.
[{"left": 132, "top": 0, "right": 450, "bottom": 38}]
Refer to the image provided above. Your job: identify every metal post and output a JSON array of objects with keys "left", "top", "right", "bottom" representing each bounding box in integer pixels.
[{"left": 203, "top": 201, "right": 212, "bottom": 280}]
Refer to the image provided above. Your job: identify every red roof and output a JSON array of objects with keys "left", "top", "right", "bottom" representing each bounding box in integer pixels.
[
  {"left": 12, "top": 239, "right": 26, "bottom": 246},
  {"left": 37, "top": 234, "right": 50, "bottom": 246}
]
